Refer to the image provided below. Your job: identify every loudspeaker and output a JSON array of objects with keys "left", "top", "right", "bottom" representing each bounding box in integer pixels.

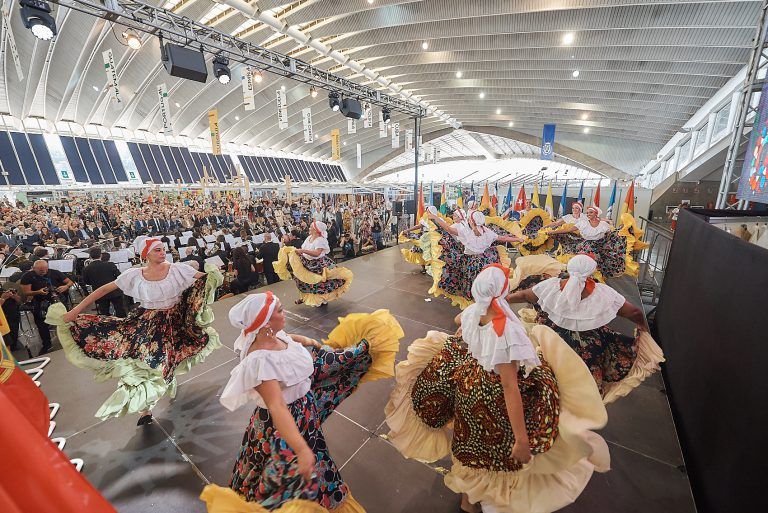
[
  {"left": 162, "top": 43, "right": 208, "bottom": 83},
  {"left": 404, "top": 200, "right": 416, "bottom": 214},
  {"left": 393, "top": 201, "right": 403, "bottom": 216},
  {"left": 340, "top": 98, "right": 363, "bottom": 120}
]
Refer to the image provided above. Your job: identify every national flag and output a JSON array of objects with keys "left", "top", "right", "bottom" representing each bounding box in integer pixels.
[
  {"left": 417, "top": 183, "right": 425, "bottom": 219},
  {"left": 545, "top": 181, "right": 554, "bottom": 217},
  {"left": 593, "top": 182, "right": 601, "bottom": 208},
  {"left": 514, "top": 185, "right": 528, "bottom": 212},
  {"left": 469, "top": 181, "right": 476, "bottom": 203},
  {"left": 577, "top": 180, "right": 585, "bottom": 204},
  {"left": 439, "top": 182, "right": 447, "bottom": 214},
  {"left": 480, "top": 182, "right": 491, "bottom": 210},
  {"left": 457, "top": 184, "right": 463, "bottom": 208},
  {"left": 606, "top": 181, "right": 618, "bottom": 218},
  {"left": 503, "top": 183, "right": 513, "bottom": 211},
  {"left": 620, "top": 181, "right": 635, "bottom": 216},
  {"left": 491, "top": 181, "right": 499, "bottom": 208},
  {"left": 531, "top": 181, "right": 541, "bottom": 208},
  {"left": 559, "top": 180, "right": 569, "bottom": 216}
]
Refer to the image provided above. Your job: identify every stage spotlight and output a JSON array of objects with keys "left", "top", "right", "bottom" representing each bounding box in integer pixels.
[
  {"left": 213, "top": 55, "right": 231, "bottom": 84},
  {"left": 328, "top": 91, "right": 341, "bottom": 111},
  {"left": 123, "top": 31, "right": 141, "bottom": 50},
  {"left": 382, "top": 107, "right": 391, "bottom": 124},
  {"left": 20, "top": 0, "right": 57, "bottom": 41},
  {"left": 310, "top": 86, "right": 318, "bottom": 98},
  {"left": 253, "top": 69, "right": 263, "bottom": 83}
]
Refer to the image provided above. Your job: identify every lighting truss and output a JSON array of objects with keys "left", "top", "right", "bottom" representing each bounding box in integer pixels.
[{"left": 48, "top": 0, "right": 427, "bottom": 118}]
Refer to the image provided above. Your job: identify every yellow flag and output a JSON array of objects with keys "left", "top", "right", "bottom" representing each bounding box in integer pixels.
[
  {"left": 331, "top": 129, "right": 341, "bottom": 161},
  {"left": 545, "top": 181, "right": 554, "bottom": 217},
  {"left": 208, "top": 109, "right": 221, "bottom": 155},
  {"left": 532, "top": 182, "right": 541, "bottom": 208}
]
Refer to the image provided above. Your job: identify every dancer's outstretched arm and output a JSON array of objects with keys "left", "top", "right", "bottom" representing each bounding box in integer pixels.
[
  {"left": 542, "top": 219, "right": 565, "bottom": 229},
  {"left": 296, "top": 248, "right": 323, "bottom": 258},
  {"left": 258, "top": 380, "right": 316, "bottom": 481},
  {"left": 497, "top": 362, "right": 532, "bottom": 464},
  {"left": 63, "top": 282, "right": 119, "bottom": 322},
  {"left": 497, "top": 235, "right": 523, "bottom": 243},
  {"left": 428, "top": 212, "right": 459, "bottom": 236},
  {"left": 505, "top": 288, "right": 539, "bottom": 305}
]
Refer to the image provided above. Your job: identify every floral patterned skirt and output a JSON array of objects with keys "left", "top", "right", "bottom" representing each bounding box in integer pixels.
[
  {"left": 290, "top": 255, "right": 346, "bottom": 296},
  {"left": 558, "top": 232, "right": 628, "bottom": 278},
  {"left": 459, "top": 248, "right": 502, "bottom": 301},
  {"left": 229, "top": 341, "right": 372, "bottom": 510},
  {"left": 533, "top": 304, "right": 635, "bottom": 393},
  {"left": 551, "top": 232, "right": 583, "bottom": 255},
  {"left": 412, "top": 336, "right": 560, "bottom": 472}
]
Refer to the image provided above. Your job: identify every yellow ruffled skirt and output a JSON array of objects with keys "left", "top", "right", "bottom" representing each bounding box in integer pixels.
[{"left": 273, "top": 246, "right": 353, "bottom": 306}]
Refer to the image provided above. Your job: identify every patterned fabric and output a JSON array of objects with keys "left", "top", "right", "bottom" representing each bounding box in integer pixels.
[
  {"left": 459, "top": 247, "right": 502, "bottom": 301},
  {"left": 68, "top": 277, "right": 210, "bottom": 381},
  {"left": 556, "top": 231, "right": 628, "bottom": 278},
  {"left": 532, "top": 304, "right": 635, "bottom": 393},
  {"left": 288, "top": 255, "right": 346, "bottom": 296},
  {"left": 229, "top": 341, "right": 372, "bottom": 510},
  {"left": 551, "top": 232, "right": 583, "bottom": 256},
  {"left": 412, "top": 336, "right": 560, "bottom": 472}
]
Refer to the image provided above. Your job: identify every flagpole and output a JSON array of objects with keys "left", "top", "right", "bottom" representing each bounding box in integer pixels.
[{"left": 413, "top": 116, "right": 420, "bottom": 222}]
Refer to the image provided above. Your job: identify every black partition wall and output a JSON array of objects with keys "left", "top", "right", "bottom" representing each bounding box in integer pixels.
[{"left": 655, "top": 208, "right": 767, "bottom": 513}]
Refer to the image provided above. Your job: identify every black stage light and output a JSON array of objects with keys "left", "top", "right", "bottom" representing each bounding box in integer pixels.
[
  {"left": 161, "top": 39, "right": 208, "bottom": 83},
  {"left": 328, "top": 91, "right": 341, "bottom": 112},
  {"left": 213, "top": 55, "right": 231, "bottom": 84},
  {"left": 340, "top": 97, "right": 362, "bottom": 120},
  {"left": 382, "top": 107, "right": 391, "bottom": 124},
  {"left": 20, "top": 0, "right": 57, "bottom": 41}
]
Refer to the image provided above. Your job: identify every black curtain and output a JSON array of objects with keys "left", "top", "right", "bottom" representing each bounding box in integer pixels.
[{"left": 656, "top": 208, "right": 767, "bottom": 513}]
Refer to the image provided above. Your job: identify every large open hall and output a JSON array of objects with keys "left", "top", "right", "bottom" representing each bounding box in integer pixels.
[{"left": 1, "top": 2, "right": 764, "bottom": 513}]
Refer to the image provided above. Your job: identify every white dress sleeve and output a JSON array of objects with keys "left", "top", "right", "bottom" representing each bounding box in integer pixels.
[
  {"left": 219, "top": 353, "right": 290, "bottom": 412},
  {"left": 114, "top": 268, "right": 141, "bottom": 295},
  {"left": 167, "top": 262, "right": 199, "bottom": 292}
]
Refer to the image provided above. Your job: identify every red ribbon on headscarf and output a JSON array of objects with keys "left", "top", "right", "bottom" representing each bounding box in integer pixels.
[
  {"left": 244, "top": 291, "right": 275, "bottom": 335},
  {"left": 483, "top": 263, "right": 511, "bottom": 336},
  {"left": 140, "top": 238, "right": 161, "bottom": 260}
]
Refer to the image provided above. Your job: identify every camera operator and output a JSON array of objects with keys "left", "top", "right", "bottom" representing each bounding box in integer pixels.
[{"left": 19, "top": 260, "right": 74, "bottom": 355}]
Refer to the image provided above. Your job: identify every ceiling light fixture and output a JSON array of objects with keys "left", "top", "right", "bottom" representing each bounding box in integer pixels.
[
  {"left": 572, "top": 70, "right": 580, "bottom": 78},
  {"left": 235, "top": 116, "right": 240, "bottom": 121},
  {"left": 310, "top": 86, "right": 318, "bottom": 98},
  {"left": 253, "top": 69, "right": 263, "bottom": 83},
  {"left": 421, "top": 41, "right": 429, "bottom": 50},
  {"left": 213, "top": 55, "right": 231, "bottom": 84},
  {"left": 20, "top": 0, "right": 57, "bottom": 41},
  {"left": 174, "top": 102, "right": 180, "bottom": 107},
  {"left": 508, "top": 121, "right": 514, "bottom": 127},
  {"left": 581, "top": 113, "right": 589, "bottom": 120},
  {"left": 583, "top": 127, "right": 590, "bottom": 134},
  {"left": 562, "top": 32, "right": 575, "bottom": 45},
  {"left": 456, "top": 71, "right": 462, "bottom": 78},
  {"left": 495, "top": 108, "right": 501, "bottom": 115},
  {"left": 479, "top": 92, "right": 485, "bottom": 99},
  {"left": 280, "top": 84, "right": 286, "bottom": 91},
  {"left": 328, "top": 91, "right": 341, "bottom": 112},
  {"left": 123, "top": 31, "right": 141, "bottom": 50},
  {"left": 92, "top": 85, "right": 99, "bottom": 91}
]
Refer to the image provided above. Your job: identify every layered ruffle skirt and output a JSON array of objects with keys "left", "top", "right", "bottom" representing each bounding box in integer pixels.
[
  {"left": 45, "top": 266, "right": 223, "bottom": 419},
  {"left": 274, "top": 246, "right": 353, "bottom": 306},
  {"left": 385, "top": 327, "right": 610, "bottom": 513},
  {"left": 201, "top": 310, "right": 405, "bottom": 513}
]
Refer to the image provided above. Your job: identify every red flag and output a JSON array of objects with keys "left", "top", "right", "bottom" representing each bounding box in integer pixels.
[
  {"left": 0, "top": 340, "right": 117, "bottom": 513},
  {"left": 593, "top": 182, "right": 601, "bottom": 208},
  {"left": 514, "top": 185, "right": 528, "bottom": 212},
  {"left": 416, "top": 183, "right": 425, "bottom": 219}
]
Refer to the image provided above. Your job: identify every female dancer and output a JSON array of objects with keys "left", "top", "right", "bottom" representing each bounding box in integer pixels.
[
  {"left": 506, "top": 254, "right": 664, "bottom": 403},
  {"left": 274, "top": 220, "right": 353, "bottom": 307},
  {"left": 428, "top": 210, "right": 522, "bottom": 308},
  {"left": 385, "top": 265, "right": 609, "bottom": 513},
  {"left": 399, "top": 206, "right": 440, "bottom": 272},
  {"left": 47, "top": 238, "right": 222, "bottom": 424},
  {"left": 200, "top": 293, "right": 403, "bottom": 512},
  {"left": 544, "top": 201, "right": 586, "bottom": 230}
]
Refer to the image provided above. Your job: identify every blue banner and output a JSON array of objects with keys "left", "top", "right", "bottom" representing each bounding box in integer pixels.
[{"left": 541, "top": 124, "right": 556, "bottom": 161}]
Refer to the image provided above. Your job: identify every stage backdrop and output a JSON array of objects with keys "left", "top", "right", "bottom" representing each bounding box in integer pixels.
[{"left": 656, "top": 208, "right": 767, "bottom": 513}]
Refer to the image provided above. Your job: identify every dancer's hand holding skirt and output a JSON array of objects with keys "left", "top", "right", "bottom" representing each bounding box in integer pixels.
[
  {"left": 273, "top": 246, "right": 353, "bottom": 306},
  {"left": 385, "top": 326, "right": 611, "bottom": 513},
  {"left": 45, "top": 264, "right": 224, "bottom": 419},
  {"left": 201, "top": 310, "right": 404, "bottom": 513}
]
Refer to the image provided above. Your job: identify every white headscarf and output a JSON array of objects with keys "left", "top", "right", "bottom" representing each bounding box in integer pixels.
[
  {"left": 587, "top": 205, "right": 602, "bottom": 217},
  {"left": 229, "top": 292, "right": 278, "bottom": 357},
  {"left": 453, "top": 208, "right": 467, "bottom": 224},
  {"left": 470, "top": 210, "right": 486, "bottom": 232},
  {"left": 469, "top": 265, "right": 515, "bottom": 336},
  {"left": 556, "top": 255, "right": 598, "bottom": 310},
  {"left": 311, "top": 220, "right": 328, "bottom": 238}
]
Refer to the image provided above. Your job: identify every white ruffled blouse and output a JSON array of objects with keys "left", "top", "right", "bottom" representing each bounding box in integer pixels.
[
  {"left": 457, "top": 226, "right": 499, "bottom": 255},
  {"left": 532, "top": 277, "right": 627, "bottom": 331},
  {"left": 578, "top": 221, "right": 612, "bottom": 241},
  {"left": 301, "top": 236, "right": 330, "bottom": 259},
  {"left": 114, "top": 262, "right": 198, "bottom": 309},
  {"left": 562, "top": 214, "right": 587, "bottom": 228},
  {"left": 219, "top": 331, "right": 314, "bottom": 411},
  {"left": 461, "top": 303, "right": 541, "bottom": 375}
]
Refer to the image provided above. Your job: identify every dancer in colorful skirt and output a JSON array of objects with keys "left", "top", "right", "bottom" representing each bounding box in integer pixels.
[
  {"left": 517, "top": 208, "right": 555, "bottom": 255},
  {"left": 46, "top": 238, "right": 223, "bottom": 425},
  {"left": 506, "top": 254, "right": 664, "bottom": 403},
  {"left": 427, "top": 210, "right": 521, "bottom": 308},
  {"left": 399, "top": 206, "right": 439, "bottom": 272},
  {"left": 200, "top": 292, "right": 403, "bottom": 513},
  {"left": 385, "top": 265, "right": 609, "bottom": 513},
  {"left": 274, "top": 220, "right": 353, "bottom": 307}
]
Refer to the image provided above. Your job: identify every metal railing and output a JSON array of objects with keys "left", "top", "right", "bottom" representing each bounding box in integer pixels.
[{"left": 636, "top": 217, "right": 675, "bottom": 306}]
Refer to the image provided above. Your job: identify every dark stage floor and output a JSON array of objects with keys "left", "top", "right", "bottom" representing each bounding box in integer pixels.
[{"left": 37, "top": 246, "right": 696, "bottom": 513}]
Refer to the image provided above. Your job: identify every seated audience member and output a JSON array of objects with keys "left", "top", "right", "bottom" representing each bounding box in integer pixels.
[{"left": 229, "top": 247, "right": 259, "bottom": 295}]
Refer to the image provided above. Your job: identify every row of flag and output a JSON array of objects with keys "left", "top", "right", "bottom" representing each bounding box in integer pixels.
[{"left": 418, "top": 179, "right": 636, "bottom": 218}]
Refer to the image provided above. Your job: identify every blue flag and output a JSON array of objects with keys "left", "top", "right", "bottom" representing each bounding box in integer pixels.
[
  {"left": 559, "top": 180, "right": 568, "bottom": 216},
  {"left": 606, "top": 181, "right": 618, "bottom": 218},
  {"left": 469, "top": 180, "right": 476, "bottom": 202},
  {"left": 577, "top": 181, "right": 584, "bottom": 204},
  {"left": 541, "top": 124, "right": 556, "bottom": 160},
  {"left": 503, "top": 183, "right": 512, "bottom": 211},
  {"left": 429, "top": 181, "right": 434, "bottom": 205}
]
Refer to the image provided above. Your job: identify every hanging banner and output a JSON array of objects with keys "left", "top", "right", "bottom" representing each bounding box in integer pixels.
[
  {"left": 241, "top": 67, "right": 255, "bottom": 111},
  {"left": 209, "top": 109, "right": 221, "bottom": 155},
  {"left": 391, "top": 122, "right": 400, "bottom": 148},
  {"left": 331, "top": 128, "right": 341, "bottom": 161},
  {"left": 102, "top": 49, "right": 122, "bottom": 106},
  {"left": 434, "top": 148, "right": 441, "bottom": 163},
  {"left": 363, "top": 102, "right": 373, "bottom": 128},
  {"left": 157, "top": 83, "right": 173, "bottom": 135},
  {"left": 405, "top": 129, "right": 413, "bottom": 151},
  {"left": 356, "top": 143, "right": 362, "bottom": 169},
  {"left": 276, "top": 89, "right": 288, "bottom": 129},
  {"left": 302, "top": 107, "right": 313, "bottom": 143},
  {"left": 2, "top": 9, "right": 24, "bottom": 81},
  {"left": 427, "top": 145, "right": 437, "bottom": 163},
  {"left": 379, "top": 111, "right": 387, "bottom": 138},
  {"left": 347, "top": 118, "right": 357, "bottom": 134},
  {"left": 541, "top": 123, "right": 556, "bottom": 161}
]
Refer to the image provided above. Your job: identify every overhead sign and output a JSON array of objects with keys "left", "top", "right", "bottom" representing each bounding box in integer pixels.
[
  {"left": 241, "top": 67, "right": 255, "bottom": 110},
  {"left": 276, "top": 89, "right": 288, "bottom": 129},
  {"left": 356, "top": 143, "right": 362, "bottom": 169},
  {"left": 302, "top": 107, "right": 313, "bottom": 143},
  {"left": 157, "top": 83, "right": 173, "bottom": 135},
  {"left": 348, "top": 118, "right": 357, "bottom": 134},
  {"left": 331, "top": 129, "right": 341, "bottom": 161},
  {"left": 208, "top": 109, "right": 221, "bottom": 155},
  {"left": 363, "top": 102, "right": 372, "bottom": 128},
  {"left": 103, "top": 49, "right": 121, "bottom": 106},
  {"left": 541, "top": 123, "right": 556, "bottom": 161},
  {"left": 391, "top": 122, "right": 400, "bottom": 148},
  {"left": 379, "top": 111, "right": 387, "bottom": 138},
  {"left": 405, "top": 129, "right": 413, "bottom": 151}
]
